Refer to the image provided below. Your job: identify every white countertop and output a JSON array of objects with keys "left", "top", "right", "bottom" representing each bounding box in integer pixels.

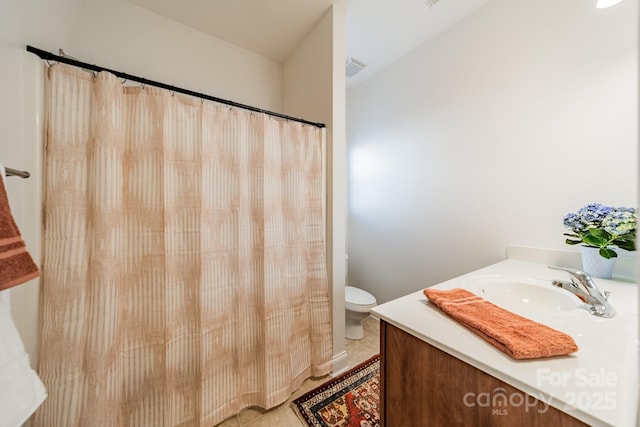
[{"left": 371, "top": 259, "right": 639, "bottom": 427}]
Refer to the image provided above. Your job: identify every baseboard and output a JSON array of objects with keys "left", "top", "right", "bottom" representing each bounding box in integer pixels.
[{"left": 331, "top": 350, "right": 349, "bottom": 377}]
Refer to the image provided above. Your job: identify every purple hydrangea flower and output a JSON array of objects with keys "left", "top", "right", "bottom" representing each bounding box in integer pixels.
[
  {"left": 563, "top": 203, "right": 637, "bottom": 257},
  {"left": 603, "top": 209, "right": 638, "bottom": 236}
]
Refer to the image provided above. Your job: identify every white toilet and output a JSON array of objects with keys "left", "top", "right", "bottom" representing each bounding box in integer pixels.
[{"left": 345, "top": 285, "right": 377, "bottom": 340}]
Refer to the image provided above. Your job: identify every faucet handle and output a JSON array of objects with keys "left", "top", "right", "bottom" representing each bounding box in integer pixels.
[{"left": 547, "top": 265, "right": 593, "bottom": 282}]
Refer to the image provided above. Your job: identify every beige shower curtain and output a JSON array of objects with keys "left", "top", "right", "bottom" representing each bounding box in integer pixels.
[{"left": 34, "top": 64, "right": 332, "bottom": 426}]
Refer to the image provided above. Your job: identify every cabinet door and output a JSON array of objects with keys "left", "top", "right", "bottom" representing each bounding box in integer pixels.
[{"left": 380, "top": 321, "right": 587, "bottom": 427}]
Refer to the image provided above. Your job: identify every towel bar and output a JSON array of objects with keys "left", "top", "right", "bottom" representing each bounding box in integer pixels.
[{"left": 5, "top": 167, "right": 30, "bottom": 179}]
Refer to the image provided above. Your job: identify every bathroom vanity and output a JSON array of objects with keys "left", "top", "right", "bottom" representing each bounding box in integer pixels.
[{"left": 371, "top": 260, "right": 638, "bottom": 427}]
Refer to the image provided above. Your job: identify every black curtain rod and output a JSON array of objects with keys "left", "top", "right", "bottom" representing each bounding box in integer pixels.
[{"left": 26, "top": 45, "right": 325, "bottom": 129}]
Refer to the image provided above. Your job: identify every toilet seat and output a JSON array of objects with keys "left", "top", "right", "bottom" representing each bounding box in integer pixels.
[{"left": 345, "top": 286, "right": 377, "bottom": 312}]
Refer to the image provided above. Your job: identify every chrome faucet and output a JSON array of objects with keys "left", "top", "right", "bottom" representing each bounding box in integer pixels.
[{"left": 548, "top": 266, "right": 616, "bottom": 318}]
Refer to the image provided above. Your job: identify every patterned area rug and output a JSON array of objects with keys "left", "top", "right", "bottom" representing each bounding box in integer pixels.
[{"left": 291, "top": 355, "right": 380, "bottom": 427}]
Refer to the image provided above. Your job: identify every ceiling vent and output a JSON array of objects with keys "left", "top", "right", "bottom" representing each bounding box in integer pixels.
[{"left": 345, "top": 57, "right": 367, "bottom": 78}]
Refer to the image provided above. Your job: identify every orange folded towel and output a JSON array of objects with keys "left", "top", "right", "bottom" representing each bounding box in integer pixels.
[
  {"left": 423, "top": 288, "right": 578, "bottom": 360},
  {"left": 0, "top": 176, "right": 39, "bottom": 291}
]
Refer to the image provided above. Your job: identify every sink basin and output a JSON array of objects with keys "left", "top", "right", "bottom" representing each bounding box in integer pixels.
[{"left": 466, "top": 276, "right": 580, "bottom": 313}]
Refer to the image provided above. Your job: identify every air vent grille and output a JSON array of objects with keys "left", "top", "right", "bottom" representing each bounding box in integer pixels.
[{"left": 345, "top": 57, "right": 367, "bottom": 78}]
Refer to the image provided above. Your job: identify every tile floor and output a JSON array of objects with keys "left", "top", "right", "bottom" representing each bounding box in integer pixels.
[{"left": 216, "top": 316, "right": 380, "bottom": 427}]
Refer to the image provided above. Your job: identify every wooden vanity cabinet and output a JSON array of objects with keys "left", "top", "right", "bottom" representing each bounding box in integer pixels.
[{"left": 379, "top": 320, "right": 588, "bottom": 427}]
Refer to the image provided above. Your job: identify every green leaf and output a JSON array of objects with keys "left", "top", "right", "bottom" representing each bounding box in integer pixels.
[
  {"left": 614, "top": 239, "right": 636, "bottom": 251},
  {"left": 563, "top": 232, "right": 579, "bottom": 238},
  {"left": 582, "top": 234, "right": 607, "bottom": 247},
  {"left": 565, "top": 239, "right": 582, "bottom": 245},
  {"left": 589, "top": 228, "right": 611, "bottom": 239},
  {"left": 599, "top": 247, "right": 617, "bottom": 259}
]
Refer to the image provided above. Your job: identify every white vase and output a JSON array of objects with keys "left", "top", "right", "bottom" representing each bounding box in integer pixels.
[{"left": 580, "top": 246, "right": 615, "bottom": 279}]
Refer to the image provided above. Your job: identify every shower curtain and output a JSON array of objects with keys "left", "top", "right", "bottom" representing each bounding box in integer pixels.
[{"left": 34, "top": 64, "right": 332, "bottom": 426}]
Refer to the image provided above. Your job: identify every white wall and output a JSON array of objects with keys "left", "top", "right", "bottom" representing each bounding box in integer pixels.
[
  {"left": 347, "top": 0, "right": 637, "bottom": 303},
  {"left": 282, "top": 0, "right": 348, "bottom": 374},
  {"left": 0, "top": 51, "right": 44, "bottom": 374},
  {"left": 0, "top": 0, "right": 282, "bottom": 110},
  {"left": 0, "top": 0, "right": 283, "bottom": 372}
]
